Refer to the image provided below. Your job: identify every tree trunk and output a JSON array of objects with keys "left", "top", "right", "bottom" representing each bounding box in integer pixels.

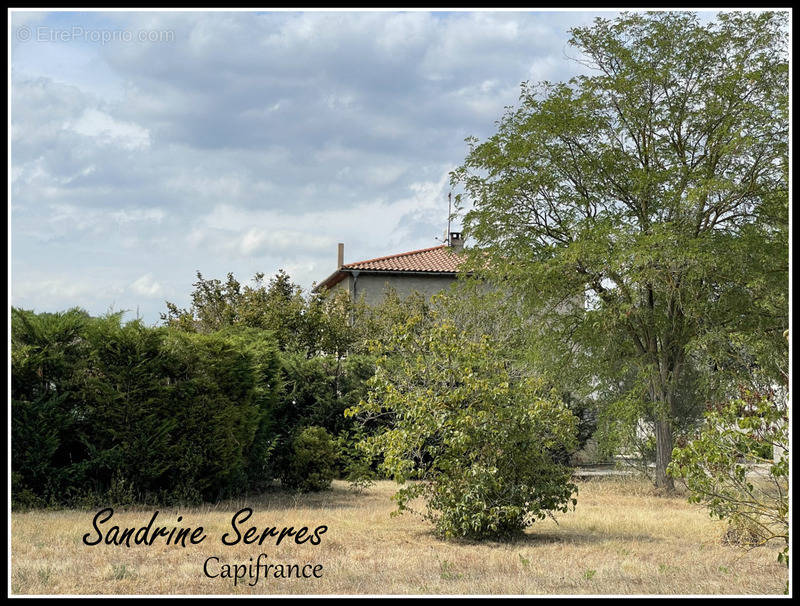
[{"left": 654, "top": 418, "right": 674, "bottom": 491}]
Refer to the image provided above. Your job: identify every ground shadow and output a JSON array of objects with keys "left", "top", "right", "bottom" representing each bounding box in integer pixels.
[
  {"left": 397, "top": 525, "right": 663, "bottom": 548},
  {"left": 515, "top": 529, "right": 663, "bottom": 546}
]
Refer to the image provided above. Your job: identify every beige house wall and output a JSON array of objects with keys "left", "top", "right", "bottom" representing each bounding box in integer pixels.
[
  {"left": 328, "top": 274, "right": 353, "bottom": 297},
  {"left": 331, "top": 272, "right": 457, "bottom": 306}
]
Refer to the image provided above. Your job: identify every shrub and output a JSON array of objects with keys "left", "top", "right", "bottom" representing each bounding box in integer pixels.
[
  {"left": 669, "top": 389, "right": 788, "bottom": 569},
  {"left": 282, "top": 426, "right": 337, "bottom": 492},
  {"left": 158, "top": 329, "right": 264, "bottom": 499},
  {"left": 347, "top": 311, "right": 579, "bottom": 540},
  {"left": 11, "top": 308, "right": 94, "bottom": 504},
  {"left": 211, "top": 327, "right": 282, "bottom": 492},
  {"left": 270, "top": 352, "right": 375, "bottom": 479}
]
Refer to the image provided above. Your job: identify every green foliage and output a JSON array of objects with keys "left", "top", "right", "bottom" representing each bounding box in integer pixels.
[
  {"left": 282, "top": 426, "right": 337, "bottom": 492},
  {"left": 159, "top": 329, "right": 266, "bottom": 500},
  {"left": 336, "top": 426, "right": 378, "bottom": 491},
  {"left": 435, "top": 281, "right": 598, "bottom": 466},
  {"left": 451, "top": 11, "right": 789, "bottom": 488},
  {"left": 16, "top": 268, "right": 460, "bottom": 505},
  {"left": 347, "top": 302, "right": 579, "bottom": 540},
  {"left": 162, "top": 270, "right": 307, "bottom": 345},
  {"left": 163, "top": 270, "right": 371, "bottom": 357},
  {"left": 11, "top": 307, "right": 97, "bottom": 504},
  {"left": 11, "top": 307, "right": 281, "bottom": 507},
  {"left": 211, "top": 327, "right": 282, "bottom": 491},
  {"left": 267, "top": 352, "right": 375, "bottom": 481},
  {"left": 669, "top": 388, "right": 788, "bottom": 570},
  {"left": 161, "top": 269, "right": 387, "bottom": 492},
  {"left": 360, "top": 289, "right": 431, "bottom": 345}
]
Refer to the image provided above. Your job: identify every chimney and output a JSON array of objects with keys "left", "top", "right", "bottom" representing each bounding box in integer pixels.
[
  {"left": 448, "top": 232, "right": 464, "bottom": 251},
  {"left": 337, "top": 242, "right": 344, "bottom": 269}
]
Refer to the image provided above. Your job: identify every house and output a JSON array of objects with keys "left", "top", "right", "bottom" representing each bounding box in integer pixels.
[{"left": 313, "top": 232, "right": 466, "bottom": 306}]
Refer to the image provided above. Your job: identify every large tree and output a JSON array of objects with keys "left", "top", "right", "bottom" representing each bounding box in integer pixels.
[{"left": 451, "top": 11, "right": 788, "bottom": 489}]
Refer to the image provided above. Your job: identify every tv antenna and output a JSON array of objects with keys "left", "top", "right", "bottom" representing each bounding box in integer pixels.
[
  {"left": 446, "top": 192, "right": 452, "bottom": 246},
  {"left": 436, "top": 192, "right": 453, "bottom": 245}
]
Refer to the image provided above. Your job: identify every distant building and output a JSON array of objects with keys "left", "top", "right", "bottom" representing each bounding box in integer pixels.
[{"left": 313, "top": 232, "right": 466, "bottom": 305}]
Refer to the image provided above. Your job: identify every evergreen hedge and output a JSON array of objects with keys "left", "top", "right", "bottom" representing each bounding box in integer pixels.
[{"left": 11, "top": 308, "right": 280, "bottom": 507}]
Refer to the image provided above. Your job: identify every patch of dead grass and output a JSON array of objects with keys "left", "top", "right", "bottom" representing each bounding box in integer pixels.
[{"left": 10, "top": 477, "right": 787, "bottom": 595}]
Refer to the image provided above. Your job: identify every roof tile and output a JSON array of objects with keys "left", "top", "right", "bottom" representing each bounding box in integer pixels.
[{"left": 343, "top": 245, "right": 463, "bottom": 272}]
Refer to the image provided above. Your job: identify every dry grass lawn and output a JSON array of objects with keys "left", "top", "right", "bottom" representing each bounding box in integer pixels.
[{"left": 10, "top": 477, "right": 787, "bottom": 595}]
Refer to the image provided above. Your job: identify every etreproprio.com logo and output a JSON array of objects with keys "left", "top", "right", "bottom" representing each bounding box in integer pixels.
[{"left": 16, "top": 25, "right": 175, "bottom": 44}]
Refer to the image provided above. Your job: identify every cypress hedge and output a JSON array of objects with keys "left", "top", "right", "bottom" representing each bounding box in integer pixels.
[{"left": 11, "top": 308, "right": 280, "bottom": 507}]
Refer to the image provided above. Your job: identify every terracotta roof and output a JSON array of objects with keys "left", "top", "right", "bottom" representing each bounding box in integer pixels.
[
  {"left": 343, "top": 244, "right": 463, "bottom": 272},
  {"left": 314, "top": 244, "right": 465, "bottom": 291}
]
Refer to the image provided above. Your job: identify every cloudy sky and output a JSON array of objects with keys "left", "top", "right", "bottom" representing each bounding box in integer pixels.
[{"left": 11, "top": 9, "right": 660, "bottom": 324}]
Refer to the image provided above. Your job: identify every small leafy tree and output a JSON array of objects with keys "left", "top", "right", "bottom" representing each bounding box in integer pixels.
[
  {"left": 162, "top": 270, "right": 307, "bottom": 348},
  {"left": 669, "top": 386, "right": 788, "bottom": 570},
  {"left": 347, "top": 306, "right": 579, "bottom": 540}
]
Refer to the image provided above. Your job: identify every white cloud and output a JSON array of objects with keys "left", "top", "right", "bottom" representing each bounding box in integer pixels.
[
  {"left": 27, "top": 204, "right": 167, "bottom": 240},
  {"left": 12, "top": 275, "right": 127, "bottom": 314},
  {"left": 111, "top": 208, "right": 165, "bottom": 224},
  {"left": 129, "top": 273, "right": 163, "bottom": 297},
  {"left": 184, "top": 169, "right": 453, "bottom": 271},
  {"left": 66, "top": 108, "right": 151, "bottom": 149},
  {"left": 14, "top": 277, "right": 104, "bottom": 300}
]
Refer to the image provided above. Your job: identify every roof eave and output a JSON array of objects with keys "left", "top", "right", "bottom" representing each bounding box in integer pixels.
[
  {"left": 313, "top": 269, "right": 348, "bottom": 293},
  {"left": 314, "top": 267, "right": 468, "bottom": 293}
]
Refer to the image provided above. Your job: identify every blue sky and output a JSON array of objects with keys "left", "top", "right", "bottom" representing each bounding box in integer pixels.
[{"left": 9, "top": 10, "right": 719, "bottom": 324}]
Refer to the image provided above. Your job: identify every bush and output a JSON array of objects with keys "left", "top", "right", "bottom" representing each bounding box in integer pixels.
[
  {"left": 11, "top": 308, "right": 281, "bottom": 507},
  {"left": 210, "top": 327, "right": 282, "bottom": 492},
  {"left": 282, "top": 426, "right": 337, "bottom": 492},
  {"left": 669, "top": 388, "right": 788, "bottom": 569},
  {"left": 347, "top": 311, "right": 579, "bottom": 540},
  {"left": 158, "top": 329, "right": 268, "bottom": 499},
  {"left": 162, "top": 269, "right": 386, "bottom": 485},
  {"left": 270, "top": 352, "right": 375, "bottom": 479}
]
